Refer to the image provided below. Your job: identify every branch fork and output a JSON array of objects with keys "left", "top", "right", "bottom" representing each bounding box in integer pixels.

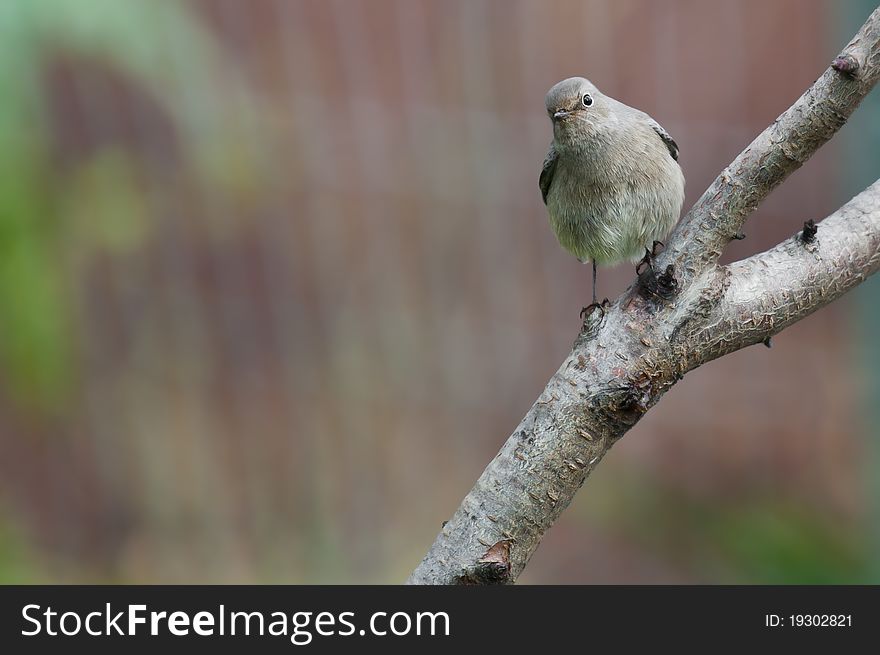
[{"left": 408, "top": 7, "right": 880, "bottom": 585}]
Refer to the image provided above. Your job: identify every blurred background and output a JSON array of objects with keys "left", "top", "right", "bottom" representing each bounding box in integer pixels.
[{"left": 0, "top": 0, "right": 878, "bottom": 584}]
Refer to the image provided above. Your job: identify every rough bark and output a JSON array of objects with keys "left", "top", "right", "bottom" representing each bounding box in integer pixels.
[{"left": 407, "top": 6, "right": 880, "bottom": 585}]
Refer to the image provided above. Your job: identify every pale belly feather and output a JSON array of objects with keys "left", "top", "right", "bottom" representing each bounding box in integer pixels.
[{"left": 546, "top": 158, "right": 684, "bottom": 265}]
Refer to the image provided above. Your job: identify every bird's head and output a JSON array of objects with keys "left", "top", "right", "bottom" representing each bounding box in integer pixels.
[{"left": 545, "top": 77, "right": 610, "bottom": 147}]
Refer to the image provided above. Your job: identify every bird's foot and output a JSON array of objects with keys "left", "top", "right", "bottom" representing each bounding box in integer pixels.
[
  {"left": 580, "top": 298, "right": 610, "bottom": 320},
  {"left": 636, "top": 241, "right": 666, "bottom": 276},
  {"left": 635, "top": 248, "right": 653, "bottom": 276}
]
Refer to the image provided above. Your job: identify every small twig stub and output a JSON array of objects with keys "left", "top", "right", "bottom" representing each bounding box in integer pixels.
[
  {"left": 800, "top": 219, "right": 818, "bottom": 244},
  {"left": 832, "top": 54, "right": 859, "bottom": 76}
]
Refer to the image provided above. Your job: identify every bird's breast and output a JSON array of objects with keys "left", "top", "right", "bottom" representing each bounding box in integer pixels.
[{"left": 546, "top": 150, "right": 684, "bottom": 264}]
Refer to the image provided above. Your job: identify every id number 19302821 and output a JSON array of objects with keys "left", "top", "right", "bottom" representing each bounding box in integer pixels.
[
  {"left": 765, "top": 614, "right": 852, "bottom": 628},
  {"left": 791, "top": 615, "right": 851, "bottom": 627}
]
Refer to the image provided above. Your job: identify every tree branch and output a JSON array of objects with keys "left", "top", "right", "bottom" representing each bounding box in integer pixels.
[
  {"left": 658, "top": 5, "right": 880, "bottom": 289},
  {"left": 679, "top": 180, "right": 880, "bottom": 368},
  {"left": 407, "top": 7, "right": 880, "bottom": 585}
]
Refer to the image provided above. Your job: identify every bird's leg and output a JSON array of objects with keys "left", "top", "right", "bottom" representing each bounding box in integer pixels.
[
  {"left": 592, "top": 260, "right": 597, "bottom": 306},
  {"left": 580, "top": 261, "right": 608, "bottom": 319}
]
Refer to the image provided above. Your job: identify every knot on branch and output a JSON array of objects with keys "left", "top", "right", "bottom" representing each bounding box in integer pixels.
[
  {"left": 831, "top": 54, "right": 859, "bottom": 77},
  {"left": 592, "top": 375, "right": 655, "bottom": 430},
  {"left": 456, "top": 540, "right": 513, "bottom": 585},
  {"left": 638, "top": 264, "right": 678, "bottom": 302}
]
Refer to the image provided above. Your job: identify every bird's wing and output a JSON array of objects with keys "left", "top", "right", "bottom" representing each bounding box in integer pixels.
[
  {"left": 648, "top": 117, "right": 679, "bottom": 161},
  {"left": 539, "top": 144, "right": 558, "bottom": 205}
]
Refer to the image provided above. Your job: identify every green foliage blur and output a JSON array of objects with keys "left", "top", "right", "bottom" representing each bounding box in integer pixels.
[
  {"left": 0, "top": 0, "right": 254, "bottom": 412},
  {"left": 586, "top": 471, "right": 866, "bottom": 584}
]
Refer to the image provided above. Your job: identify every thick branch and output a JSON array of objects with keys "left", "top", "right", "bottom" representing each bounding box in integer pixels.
[
  {"left": 407, "top": 8, "right": 880, "bottom": 585},
  {"left": 407, "top": 180, "right": 880, "bottom": 585},
  {"left": 658, "top": 5, "right": 880, "bottom": 288},
  {"left": 676, "top": 179, "right": 880, "bottom": 370}
]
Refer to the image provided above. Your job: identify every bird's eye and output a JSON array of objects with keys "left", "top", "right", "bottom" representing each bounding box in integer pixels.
[{"left": 582, "top": 93, "right": 593, "bottom": 107}]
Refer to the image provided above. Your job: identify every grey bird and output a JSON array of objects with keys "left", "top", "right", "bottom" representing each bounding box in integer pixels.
[{"left": 540, "top": 77, "right": 685, "bottom": 309}]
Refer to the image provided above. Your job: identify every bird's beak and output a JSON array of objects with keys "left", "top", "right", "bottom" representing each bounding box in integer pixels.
[{"left": 553, "top": 110, "right": 569, "bottom": 122}]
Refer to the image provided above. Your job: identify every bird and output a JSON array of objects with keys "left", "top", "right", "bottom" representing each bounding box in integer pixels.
[{"left": 539, "top": 77, "right": 685, "bottom": 311}]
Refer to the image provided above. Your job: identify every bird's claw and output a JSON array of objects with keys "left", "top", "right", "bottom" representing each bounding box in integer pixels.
[
  {"left": 580, "top": 298, "right": 610, "bottom": 320},
  {"left": 635, "top": 248, "right": 653, "bottom": 276},
  {"left": 636, "top": 241, "right": 666, "bottom": 276}
]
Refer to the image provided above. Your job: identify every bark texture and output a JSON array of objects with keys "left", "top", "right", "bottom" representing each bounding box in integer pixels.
[{"left": 407, "top": 7, "right": 880, "bottom": 585}]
